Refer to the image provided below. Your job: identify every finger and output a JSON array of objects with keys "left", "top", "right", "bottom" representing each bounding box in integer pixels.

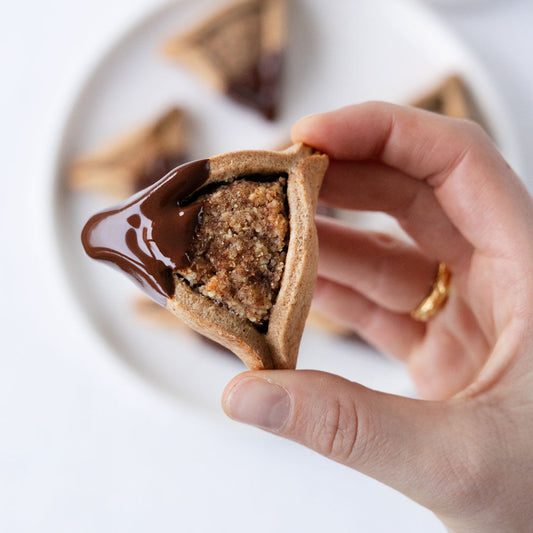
[
  {"left": 314, "top": 276, "right": 490, "bottom": 400},
  {"left": 293, "top": 102, "right": 533, "bottom": 256},
  {"left": 313, "top": 277, "right": 424, "bottom": 360},
  {"left": 222, "top": 370, "right": 470, "bottom": 514},
  {"left": 408, "top": 298, "right": 491, "bottom": 400},
  {"left": 319, "top": 160, "right": 420, "bottom": 210},
  {"left": 317, "top": 216, "right": 440, "bottom": 313},
  {"left": 318, "top": 161, "right": 473, "bottom": 268}
]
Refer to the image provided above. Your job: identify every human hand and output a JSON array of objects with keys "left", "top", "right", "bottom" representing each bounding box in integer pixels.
[{"left": 222, "top": 103, "right": 533, "bottom": 532}]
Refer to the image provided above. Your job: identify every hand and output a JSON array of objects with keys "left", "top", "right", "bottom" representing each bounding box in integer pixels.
[{"left": 222, "top": 103, "right": 533, "bottom": 532}]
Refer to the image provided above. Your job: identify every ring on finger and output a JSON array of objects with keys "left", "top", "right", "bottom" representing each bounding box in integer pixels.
[{"left": 410, "top": 263, "right": 451, "bottom": 322}]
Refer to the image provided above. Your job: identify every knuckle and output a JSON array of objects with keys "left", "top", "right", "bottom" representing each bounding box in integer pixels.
[
  {"left": 454, "top": 120, "right": 492, "bottom": 156},
  {"left": 458, "top": 118, "right": 487, "bottom": 139},
  {"left": 312, "top": 397, "right": 361, "bottom": 464},
  {"left": 362, "top": 100, "right": 387, "bottom": 111}
]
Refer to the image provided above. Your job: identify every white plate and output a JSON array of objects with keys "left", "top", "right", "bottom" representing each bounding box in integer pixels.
[{"left": 50, "top": 0, "right": 520, "bottom": 416}]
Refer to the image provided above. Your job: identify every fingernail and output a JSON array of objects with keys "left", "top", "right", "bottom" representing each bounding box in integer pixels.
[{"left": 224, "top": 377, "right": 291, "bottom": 432}]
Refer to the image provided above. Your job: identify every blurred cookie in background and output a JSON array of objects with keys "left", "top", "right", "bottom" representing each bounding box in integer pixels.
[
  {"left": 162, "top": 0, "right": 286, "bottom": 121},
  {"left": 412, "top": 75, "right": 490, "bottom": 134},
  {"left": 69, "top": 107, "right": 189, "bottom": 198}
]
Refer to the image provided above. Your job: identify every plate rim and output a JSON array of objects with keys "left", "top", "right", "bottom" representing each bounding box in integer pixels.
[{"left": 38, "top": 0, "right": 524, "bottom": 415}]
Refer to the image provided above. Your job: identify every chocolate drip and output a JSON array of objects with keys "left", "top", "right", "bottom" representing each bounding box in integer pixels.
[{"left": 82, "top": 159, "right": 210, "bottom": 305}]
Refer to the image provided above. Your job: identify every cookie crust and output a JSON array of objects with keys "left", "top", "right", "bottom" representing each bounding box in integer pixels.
[{"left": 166, "top": 143, "right": 328, "bottom": 369}]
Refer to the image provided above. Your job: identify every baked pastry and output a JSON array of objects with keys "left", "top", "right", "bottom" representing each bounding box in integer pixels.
[
  {"left": 162, "top": 0, "right": 285, "bottom": 120},
  {"left": 134, "top": 296, "right": 235, "bottom": 354},
  {"left": 412, "top": 75, "right": 490, "bottom": 132},
  {"left": 69, "top": 108, "right": 188, "bottom": 198},
  {"left": 82, "top": 144, "right": 328, "bottom": 370}
]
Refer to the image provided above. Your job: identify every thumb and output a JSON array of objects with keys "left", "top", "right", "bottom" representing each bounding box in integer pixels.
[{"left": 222, "top": 370, "right": 468, "bottom": 512}]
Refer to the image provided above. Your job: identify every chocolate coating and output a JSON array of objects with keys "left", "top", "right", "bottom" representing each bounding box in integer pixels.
[
  {"left": 226, "top": 52, "right": 282, "bottom": 121},
  {"left": 82, "top": 159, "right": 210, "bottom": 305}
]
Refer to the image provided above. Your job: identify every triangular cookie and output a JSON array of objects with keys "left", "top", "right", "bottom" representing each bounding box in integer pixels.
[
  {"left": 162, "top": 0, "right": 285, "bottom": 121},
  {"left": 412, "top": 75, "right": 490, "bottom": 132},
  {"left": 69, "top": 108, "right": 188, "bottom": 198},
  {"left": 82, "top": 144, "right": 328, "bottom": 370}
]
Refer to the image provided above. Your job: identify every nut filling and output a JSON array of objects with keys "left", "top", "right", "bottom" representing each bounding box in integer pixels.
[{"left": 176, "top": 176, "right": 289, "bottom": 329}]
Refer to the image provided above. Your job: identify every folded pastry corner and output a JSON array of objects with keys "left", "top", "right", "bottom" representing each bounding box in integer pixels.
[
  {"left": 69, "top": 107, "right": 188, "bottom": 198},
  {"left": 82, "top": 143, "right": 328, "bottom": 370},
  {"left": 162, "top": 0, "right": 286, "bottom": 121}
]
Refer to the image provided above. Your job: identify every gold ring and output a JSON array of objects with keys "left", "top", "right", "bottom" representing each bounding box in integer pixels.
[{"left": 410, "top": 263, "right": 452, "bottom": 322}]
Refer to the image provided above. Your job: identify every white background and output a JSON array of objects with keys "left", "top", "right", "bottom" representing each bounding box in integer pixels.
[{"left": 2, "top": 0, "right": 533, "bottom": 532}]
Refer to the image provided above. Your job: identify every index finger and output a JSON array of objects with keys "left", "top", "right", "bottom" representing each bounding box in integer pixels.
[{"left": 292, "top": 102, "right": 533, "bottom": 257}]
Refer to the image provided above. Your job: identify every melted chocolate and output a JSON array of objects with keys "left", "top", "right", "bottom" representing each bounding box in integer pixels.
[{"left": 82, "top": 159, "right": 210, "bottom": 305}]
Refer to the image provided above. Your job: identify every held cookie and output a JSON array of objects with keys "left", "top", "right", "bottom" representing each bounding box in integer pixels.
[
  {"left": 82, "top": 144, "right": 329, "bottom": 370},
  {"left": 69, "top": 107, "right": 188, "bottom": 198},
  {"left": 162, "top": 0, "right": 285, "bottom": 120}
]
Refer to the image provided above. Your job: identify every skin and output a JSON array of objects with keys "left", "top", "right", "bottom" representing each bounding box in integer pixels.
[{"left": 222, "top": 102, "right": 533, "bottom": 532}]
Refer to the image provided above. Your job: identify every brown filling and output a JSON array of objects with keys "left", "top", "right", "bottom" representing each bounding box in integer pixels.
[{"left": 176, "top": 177, "right": 289, "bottom": 327}]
